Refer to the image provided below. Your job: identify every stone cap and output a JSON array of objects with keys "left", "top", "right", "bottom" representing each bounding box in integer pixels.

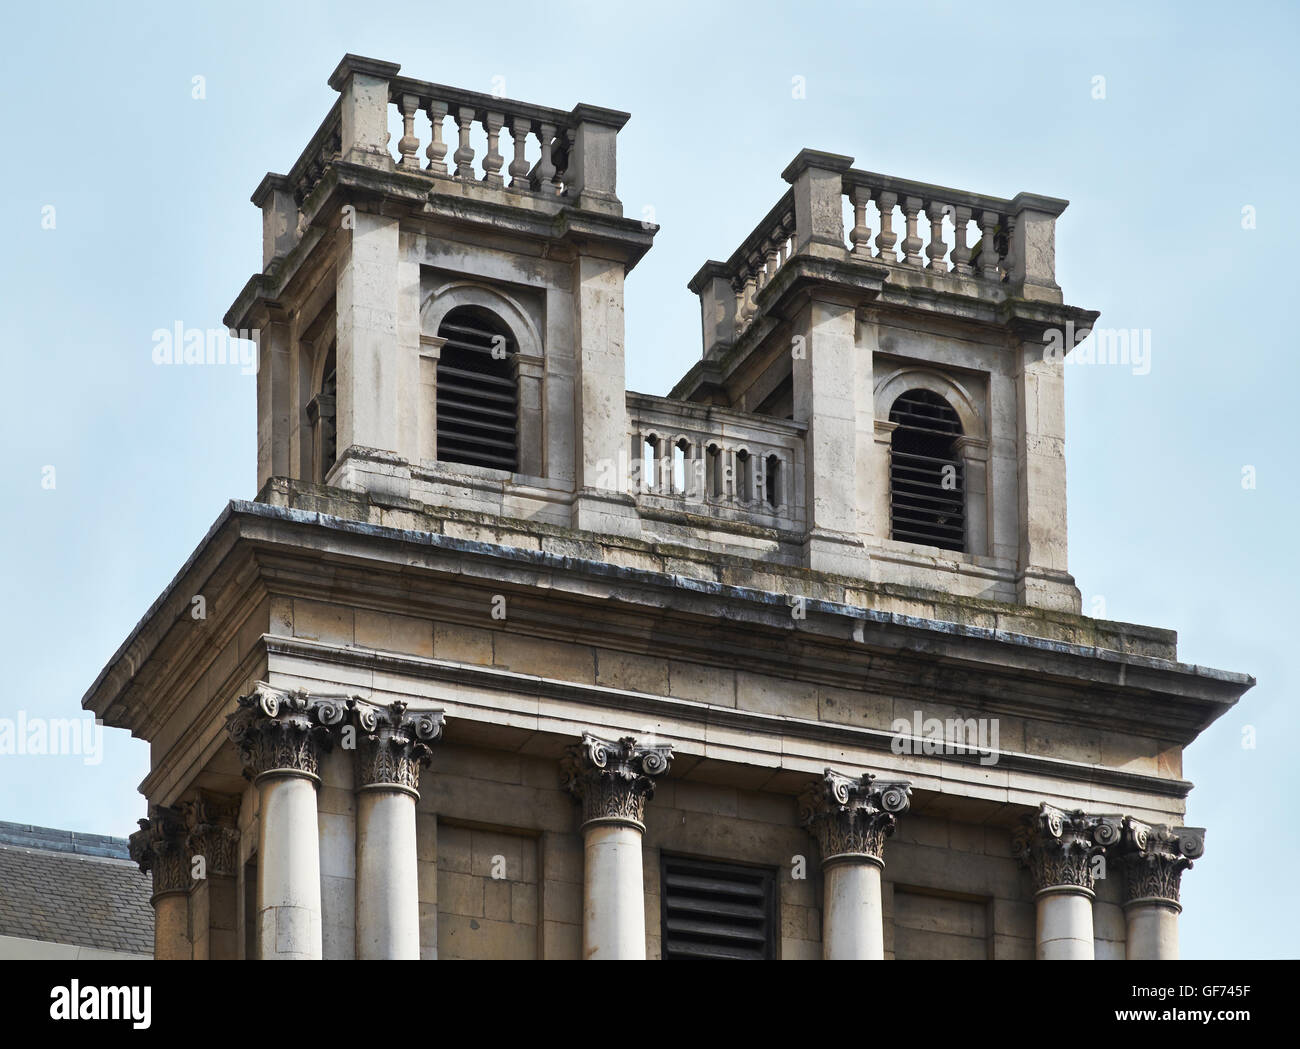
[
  {"left": 686, "top": 259, "right": 733, "bottom": 294},
  {"left": 250, "top": 172, "right": 290, "bottom": 208},
  {"left": 569, "top": 102, "right": 631, "bottom": 130},
  {"left": 781, "top": 148, "right": 855, "bottom": 183},
  {"left": 1010, "top": 191, "right": 1070, "bottom": 217},
  {"left": 328, "top": 53, "right": 402, "bottom": 90}
]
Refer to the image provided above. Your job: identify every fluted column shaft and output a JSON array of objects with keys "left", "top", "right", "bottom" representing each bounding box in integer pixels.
[
  {"left": 561, "top": 734, "right": 673, "bottom": 960},
  {"left": 800, "top": 770, "right": 911, "bottom": 960}
]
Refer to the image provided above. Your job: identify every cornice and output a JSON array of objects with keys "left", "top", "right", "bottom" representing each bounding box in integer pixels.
[
  {"left": 261, "top": 633, "right": 1198, "bottom": 802},
  {"left": 83, "top": 499, "right": 1252, "bottom": 757}
]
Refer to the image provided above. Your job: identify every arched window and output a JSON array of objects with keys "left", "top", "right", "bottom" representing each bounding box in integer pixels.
[
  {"left": 889, "top": 389, "right": 964, "bottom": 552},
  {"left": 307, "top": 343, "right": 337, "bottom": 482},
  {"left": 436, "top": 306, "right": 518, "bottom": 471}
]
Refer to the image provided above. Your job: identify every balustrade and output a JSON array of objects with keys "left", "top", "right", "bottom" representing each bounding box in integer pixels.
[
  {"left": 387, "top": 77, "right": 575, "bottom": 196},
  {"left": 626, "top": 393, "right": 805, "bottom": 530}
]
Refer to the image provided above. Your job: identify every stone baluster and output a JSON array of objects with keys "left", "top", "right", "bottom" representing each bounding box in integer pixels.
[
  {"left": 128, "top": 805, "right": 192, "bottom": 960},
  {"left": 554, "top": 127, "right": 574, "bottom": 194},
  {"left": 875, "top": 191, "right": 899, "bottom": 261},
  {"left": 1013, "top": 803, "right": 1108, "bottom": 960},
  {"left": 924, "top": 200, "right": 948, "bottom": 271},
  {"left": 849, "top": 185, "right": 873, "bottom": 258},
  {"left": 733, "top": 281, "right": 746, "bottom": 333},
  {"left": 978, "top": 210, "right": 1001, "bottom": 280},
  {"left": 453, "top": 106, "right": 476, "bottom": 180},
  {"left": 425, "top": 100, "right": 449, "bottom": 175},
  {"left": 397, "top": 94, "right": 421, "bottom": 168},
  {"left": 764, "top": 239, "right": 781, "bottom": 287},
  {"left": 561, "top": 733, "right": 673, "bottom": 960},
  {"left": 225, "top": 685, "right": 348, "bottom": 960},
  {"left": 351, "top": 699, "right": 445, "bottom": 960},
  {"left": 740, "top": 269, "right": 758, "bottom": 328},
  {"left": 482, "top": 111, "right": 505, "bottom": 188},
  {"left": 724, "top": 448, "right": 739, "bottom": 503},
  {"left": 1113, "top": 818, "right": 1203, "bottom": 960},
  {"left": 951, "top": 205, "right": 974, "bottom": 275},
  {"left": 900, "top": 195, "right": 924, "bottom": 266},
  {"left": 655, "top": 435, "right": 671, "bottom": 495},
  {"left": 508, "top": 117, "right": 531, "bottom": 189},
  {"left": 533, "top": 122, "right": 557, "bottom": 195},
  {"left": 780, "top": 211, "right": 796, "bottom": 264},
  {"left": 689, "top": 441, "right": 706, "bottom": 502},
  {"left": 800, "top": 770, "right": 911, "bottom": 960},
  {"left": 1001, "top": 213, "right": 1018, "bottom": 285}
]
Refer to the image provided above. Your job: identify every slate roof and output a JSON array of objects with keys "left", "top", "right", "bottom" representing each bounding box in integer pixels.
[{"left": 0, "top": 822, "right": 153, "bottom": 955}]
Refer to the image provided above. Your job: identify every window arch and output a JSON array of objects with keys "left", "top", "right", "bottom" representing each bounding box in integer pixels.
[
  {"left": 435, "top": 306, "right": 518, "bottom": 471},
  {"left": 889, "top": 388, "right": 964, "bottom": 552}
]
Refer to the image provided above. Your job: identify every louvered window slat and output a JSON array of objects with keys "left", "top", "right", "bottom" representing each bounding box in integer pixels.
[
  {"left": 889, "top": 389, "right": 965, "bottom": 552},
  {"left": 436, "top": 307, "right": 519, "bottom": 472},
  {"left": 661, "top": 856, "right": 776, "bottom": 960}
]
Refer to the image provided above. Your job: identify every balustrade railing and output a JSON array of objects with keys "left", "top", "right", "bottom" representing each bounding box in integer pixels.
[
  {"left": 626, "top": 393, "right": 805, "bottom": 531},
  {"left": 842, "top": 169, "right": 1016, "bottom": 283},
  {"left": 388, "top": 76, "right": 575, "bottom": 197},
  {"left": 286, "top": 98, "right": 343, "bottom": 213},
  {"left": 721, "top": 189, "right": 797, "bottom": 339}
]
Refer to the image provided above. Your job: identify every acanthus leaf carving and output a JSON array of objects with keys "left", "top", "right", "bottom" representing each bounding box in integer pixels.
[
  {"left": 128, "top": 804, "right": 190, "bottom": 897},
  {"left": 1115, "top": 818, "right": 1204, "bottom": 906},
  {"left": 798, "top": 769, "right": 911, "bottom": 864},
  {"left": 1012, "top": 802, "right": 1109, "bottom": 893},
  {"left": 351, "top": 698, "right": 445, "bottom": 794},
  {"left": 560, "top": 733, "right": 674, "bottom": 830},
  {"left": 224, "top": 682, "right": 346, "bottom": 781}
]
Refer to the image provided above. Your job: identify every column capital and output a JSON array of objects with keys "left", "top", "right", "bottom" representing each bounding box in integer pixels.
[
  {"left": 128, "top": 804, "right": 191, "bottom": 900},
  {"left": 560, "top": 733, "right": 673, "bottom": 831},
  {"left": 224, "top": 683, "right": 348, "bottom": 784},
  {"left": 180, "top": 791, "right": 241, "bottom": 879},
  {"left": 351, "top": 698, "right": 445, "bottom": 797},
  {"left": 1114, "top": 818, "right": 1204, "bottom": 910},
  {"left": 1013, "top": 802, "right": 1112, "bottom": 896},
  {"left": 799, "top": 769, "right": 911, "bottom": 867}
]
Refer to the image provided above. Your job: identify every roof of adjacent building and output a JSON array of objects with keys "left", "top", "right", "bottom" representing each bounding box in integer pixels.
[{"left": 0, "top": 822, "right": 153, "bottom": 955}]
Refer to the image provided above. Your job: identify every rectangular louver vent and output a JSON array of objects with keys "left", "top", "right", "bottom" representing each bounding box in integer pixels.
[
  {"left": 436, "top": 317, "right": 519, "bottom": 472},
  {"left": 660, "top": 855, "right": 777, "bottom": 960},
  {"left": 888, "top": 389, "right": 965, "bottom": 552}
]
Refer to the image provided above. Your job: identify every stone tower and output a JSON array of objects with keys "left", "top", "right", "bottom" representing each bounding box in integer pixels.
[{"left": 88, "top": 55, "right": 1252, "bottom": 961}]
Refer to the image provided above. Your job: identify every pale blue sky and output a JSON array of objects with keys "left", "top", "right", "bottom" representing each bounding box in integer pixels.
[{"left": 1, "top": 0, "right": 1294, "bottom": 958}]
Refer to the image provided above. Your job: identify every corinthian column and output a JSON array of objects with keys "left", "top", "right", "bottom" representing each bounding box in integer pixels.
[
  {"left": 351, "top": 699, "right": 444, "bottom": 960},
  {"left": 799, "top": 770, "right": 911, "bottom": 959},
  {"left": 225, "top": 685, "right": 347, "bottom": 960},
  {"left": 561, "top": 733, "right": 673, "bottom": 960},
  {"left": 1013, "top": 803, "right": 1106, "bottom": 960},
  {"left": 128, "top": 804, "right": 192, "bottom": 960},
  {"left": 1115, "top": 819, "right": 1204, "bottom": 960}
]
